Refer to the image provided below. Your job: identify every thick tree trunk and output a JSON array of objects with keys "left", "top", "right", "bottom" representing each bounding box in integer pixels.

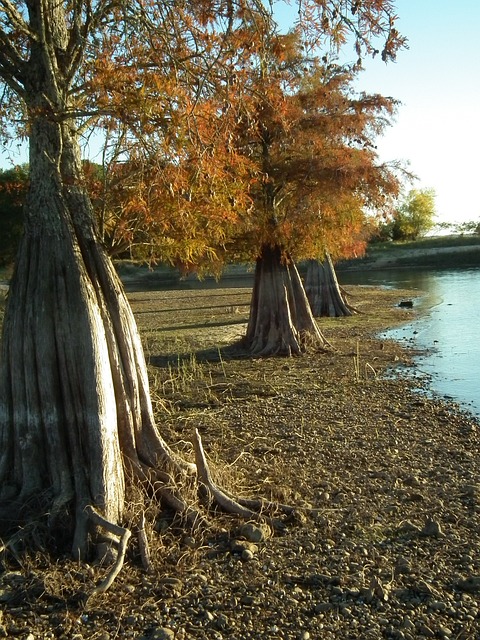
[
  {"left": 0, "top": 114, "right": 181, "bottom": 559},
  {"left": 305, "top": 256, "right": 357, "bottom": 317},
  {"left": 0, "top": 0, "right": 287, "bottom": 572},
  {"left": 243, "top": 244, "right": 328, "bottom": 356}
]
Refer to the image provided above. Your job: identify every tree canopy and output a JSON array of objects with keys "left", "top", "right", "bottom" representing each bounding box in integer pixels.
[
  {"left": 385, "top": 188, "right": 437, "bottom": 241},
  {"left": 81, "top": 33, "right": 403, "bottom": 272},
  {"left": 0, "top": 1, "right": 406, "bottom": 269},
  {"left": 226, "top": 40, "right": 401, "bottom": 265}
]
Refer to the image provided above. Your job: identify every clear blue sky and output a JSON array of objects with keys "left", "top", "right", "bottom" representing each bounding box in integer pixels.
[
  {"left": 351, "top": 0, "right": 480, "bottom": 226},
  {"left": 273, "top": 0, "right": 480, "bottom": 226},
  {"left": 2, "top": 1, "right": 479, "bottom": 226}
]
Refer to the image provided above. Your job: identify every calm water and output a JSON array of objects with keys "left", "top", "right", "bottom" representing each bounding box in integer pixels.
[{"left": 340, "top": 268, "right": 480, "bottom": 417}]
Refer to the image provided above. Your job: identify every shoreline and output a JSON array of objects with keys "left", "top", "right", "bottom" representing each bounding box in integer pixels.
[
  {"left": 2, "top": 238, "right": 480, "bottom": 293},
  {"left": 337, "top": 239, "right": 480, "bottom": 272}
]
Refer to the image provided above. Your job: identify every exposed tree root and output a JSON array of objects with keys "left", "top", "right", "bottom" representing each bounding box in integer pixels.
[
  {"left": 193, "top": 429, "right": 296, "bottom": 527},
  {"left": 80, "top": 430, "right": 307, "bottom": 594},
  {"left": 155, "top": 484, "right": 206, "bottom": 529},
  {"left": 193, "top": 429, "right": 261, "bottom": 520},
  {"left": 137, "top": 511, "right": 152, "bottom": 573},
  {"left": 85, "top": 505, "right": 131, "bottom": 595}
]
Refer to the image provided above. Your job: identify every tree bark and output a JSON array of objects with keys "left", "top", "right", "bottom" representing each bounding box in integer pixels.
[
  {"left": 243, "top": 244, "right": 328, "bottom": 356},
  {"left": 0, "top": 108, "right": 184, "bottom": 559},
  {"left": 0, "top": 0, "right": 280, "bottom": 566},
  {"left": 305, "top": 256, "right": 357, "bottom": 317}
]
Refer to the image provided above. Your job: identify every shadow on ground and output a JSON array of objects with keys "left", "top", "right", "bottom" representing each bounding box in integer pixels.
[{"left": 148, "top": 342, "right": 252, "bottom": 369}]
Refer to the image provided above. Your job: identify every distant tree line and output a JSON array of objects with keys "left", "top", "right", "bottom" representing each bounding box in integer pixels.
[
  {"left": 436, "top": 220, "right": 480, "bottom": 236},
  {"left": 373, "top": 188, "right": 437, "bottom": 242}
]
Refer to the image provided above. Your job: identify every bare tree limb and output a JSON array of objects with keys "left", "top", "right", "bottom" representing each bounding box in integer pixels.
[{"left": 0, "top": 0, "right": 36, "bottom": 40}]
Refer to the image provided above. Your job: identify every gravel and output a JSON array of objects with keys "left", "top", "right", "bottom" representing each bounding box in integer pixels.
[{"left": 0, "top": 285, "right": 479, "bottom": 639}]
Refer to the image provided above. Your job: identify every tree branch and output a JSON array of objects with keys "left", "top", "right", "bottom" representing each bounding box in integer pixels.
[
  {"left": 0, "top": 0, "right": 37, "bottom": 41},
  {"left": 0, "top": 23, "right": 28, "bottom": 95}
]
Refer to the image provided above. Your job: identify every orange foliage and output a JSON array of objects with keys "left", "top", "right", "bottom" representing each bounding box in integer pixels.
[
  {"left": 224, "top": 33, "right": 401, "bottom": 263},
  {"left": 73, "top": 1, "right": 405, "bottom": 271}
]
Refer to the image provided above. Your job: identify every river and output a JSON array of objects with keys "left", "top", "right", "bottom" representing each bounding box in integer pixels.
[{"left": 340, "top": 267, "right": 480, "bottom": 417}]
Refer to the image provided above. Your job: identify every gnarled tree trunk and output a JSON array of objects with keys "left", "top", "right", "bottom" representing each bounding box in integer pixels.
[
  {"left": 0, "top": 1, "right": 288, "bottom": 568},
  {"left": 305, "top": 256, "right": 357, "bottom": 317},
  {"left": 0, "top": 91, "right": 185, "bottom": 560},
  {"left": 243, "top": 244, "right": 329, "bottom": 356}
]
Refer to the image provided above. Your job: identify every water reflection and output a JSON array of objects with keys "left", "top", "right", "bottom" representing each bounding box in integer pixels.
[{"left": 340, "top": 268, "right": 480, "bottom": 416}]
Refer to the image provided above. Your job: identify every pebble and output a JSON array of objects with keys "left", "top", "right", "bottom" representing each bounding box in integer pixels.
[
  {"left": 241, "top": 548, "right": 254, "bottom": 561},
  {"left": 456, "top": 575, "right": 480, "bottom": 593},
  {"left": 418, "top": 624, "right": 435, "bottom": 637},
  {"left": 239, "top": 523, "right": 269, "bottom": 542},
  {"left": 215, "top": 613, "right": 229, "bottom": 630},
  {"left": 401, "top": 615, "right": 415, "bottom": 631},
  {"left": 421, "top": 517, "right": 445, "bottom": 537},
  {"left": 395, "top": 556, "right": 412, "bottom": 575},
  {"left": 149, "top": 629, "right": 175, "bottom": 640}
]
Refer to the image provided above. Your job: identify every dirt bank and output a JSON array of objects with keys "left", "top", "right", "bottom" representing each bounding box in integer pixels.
[{"left": 338, "top": 240, "right": 480, "bottom": 272}]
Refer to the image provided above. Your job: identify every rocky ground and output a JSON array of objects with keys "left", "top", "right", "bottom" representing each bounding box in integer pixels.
[{"left": 0, "top": 285, "right": 479, "bottom": 640}]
